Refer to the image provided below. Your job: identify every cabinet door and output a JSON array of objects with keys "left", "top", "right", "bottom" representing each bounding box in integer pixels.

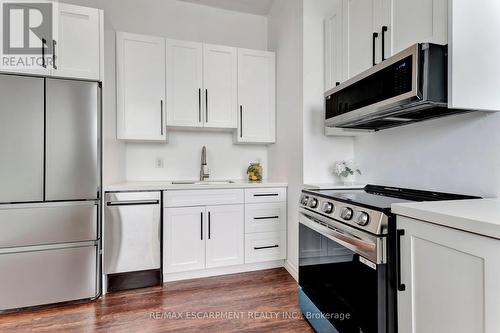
[
  {"left": 0, "top": 1, "right": 56, "bottom": 76},
  {"left": 166, "top": 39, "right": 203, "bottom": 127},
  {"left": 237, "top": 48, "right": 276, "bottom": 144},
  {"left": 54, "top": 3, "right": 101, "bottom": 80},
  {"left": 392, "top": 0, "right": 447, "bottom": 54},
  {"left": 324, "top": 0, "right": 347, "bottom": 92},
  {"left": 116, "top": 32, "right": 166, "bottom": 141},
  {"left": 397, "top": 216, "right": 500, "bottom": 333},
  {"left": 203, "top": 44, "right": 237, "bottom": 128},
  {"left": 164, "top": 207, "right": 206, "bottom": 273},
  {"left": 345, "top": 0, "right": 377, "bottom": 78},
  {"left": 205, "top": 205, "right": 244, "bottom": 268}
]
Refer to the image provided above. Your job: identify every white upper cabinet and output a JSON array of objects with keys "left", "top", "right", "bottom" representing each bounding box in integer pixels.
[
  {"left": 324, "top": 0, "right": 346, "bottom": 92},
  {"left": 345, "top": 0, "right": 378, "bottom": 78},
  {"left": 0, "top": 2, "right": 102, "bottom": 80},
  {"left": 203, "top": 44, "right": 238, "bottom": 129},
  {"left": 236, "top": 48, "right": 276, "bottom": 144},
  {"left": 397, "top": 216, "right": 500, "bottom": 333},
  {"left": 116, "top": 32, "right": 166, "bottom": 141},
  {"left": 392, "top": 0, "right": 447, "bottom": 54},
  {"left": 205, "top": 205, "right": 244, "bottom": 268},
  {"left": 54, "top": 3, "right": 102, "bottom": 80},
  {"left": 448, "top": 0, "right": 500, "bottom": 111},
  {"left": 166, "top": 39, "right": 204, "bottom": 128}
]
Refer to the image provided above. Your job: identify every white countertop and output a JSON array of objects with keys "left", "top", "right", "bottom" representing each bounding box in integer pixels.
[
  {"left": 392, "top": 199, "right": 500, "bottom": 239},
  {"left": 303, "top": 183, "right": 366, "bottom": 190},
  {"left": 104, "top": 180, "right": 288, "bottom": 192}
]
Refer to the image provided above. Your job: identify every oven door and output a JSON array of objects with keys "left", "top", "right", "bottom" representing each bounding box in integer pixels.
[{"left": 298, "top": 208, "right": 387, "bottom": 333}]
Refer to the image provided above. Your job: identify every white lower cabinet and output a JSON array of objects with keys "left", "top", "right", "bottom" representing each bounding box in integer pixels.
[
  {"left": 163, "top": 187, "right": 287, "bottom": 279},
  {"left": 205, "top": 205, "right": 244, "bottom": 268},
  {"left": 397, "top": 216, "right": 500, "bottom": 333},
  {"left": 163, "top": 203, "right": 244, "bottom": 274},
  {"left": 163, "top": 206, "right": 205, "bottom": 273}
]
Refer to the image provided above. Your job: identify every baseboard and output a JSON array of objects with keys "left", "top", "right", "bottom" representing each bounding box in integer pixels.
[
  {"left": 284, "top": 260, "right": 298, "bottom": 281},
  {"left": 163, "top": 260, "right": 285, "bottom": 282}
]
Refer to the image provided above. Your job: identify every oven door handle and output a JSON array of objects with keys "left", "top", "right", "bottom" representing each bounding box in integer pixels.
[{"left": 299, "top": 211, "right": 384, "bottom": 264}]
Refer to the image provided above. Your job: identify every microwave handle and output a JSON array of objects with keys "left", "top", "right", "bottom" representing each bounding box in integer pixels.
[{"left": 372, "top": 32, "right": 379, "bottom": 66}]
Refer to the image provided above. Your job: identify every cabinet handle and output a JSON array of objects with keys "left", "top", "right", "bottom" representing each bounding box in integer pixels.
[
  {"left": 52, "top": 40, "right": 57, "bottom": 69},
  {"left": 396, "top": 229, "right": 406, "bottom": 291},
  {"left": 42, "top": 38, "right": 47, "bottom": 68},
  {"left": 335, "top": 81, "right": 340, "bottom": 86},
  {"left": 253, "top": 193, "right": 278, "bottom": 197},
  {"left": 381, "top": 26, "right": 388, "bottom": 61},
  {"left": 205, "top": 89, "right": 208, "bottom": 122},
  {"left": 200, "top": 212, "right": 203, "bottom": 240},
  {"left": 372, "top": 32, "right": 379, "bottom": 66},
  {"left": 254, "top": 216, "right": 279, "bottom": 220},
  {"left": 160, "top": 100, "right": 164, "bottom": 136},
  {"left": 254, "top": 245, "right": 279, "bottom": 250},
  {"left": 239, "top": 105, "right": 243, "bottom": 138},
  {"left": 198, "top": 89, "right": 202, "bottom": 123},
  {"left": 208, "top": 211, "right": 211, "bottom": 240}
]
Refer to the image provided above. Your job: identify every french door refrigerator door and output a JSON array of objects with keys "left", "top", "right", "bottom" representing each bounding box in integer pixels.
[
  {"left": 45, "top": 79, "right": 100, "bottom": 201},
  {"left": 0, "top": 75, "right": 44, "bottom": 203}
]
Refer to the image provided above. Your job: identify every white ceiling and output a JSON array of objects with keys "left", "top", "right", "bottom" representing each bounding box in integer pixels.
[{"left": 178, "top": 0, "right": 275, "bottom": 16}]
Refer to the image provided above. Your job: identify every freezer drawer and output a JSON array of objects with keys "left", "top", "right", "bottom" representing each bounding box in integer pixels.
[
  {"left": 0, "top": 202, "right": 98, "bottom": 248},
  {"left": 0, "top": 244, "right": 97, "bottom": 311},
  {"left": 45, "top": 79, "right": 100, "bottom": 201},
  {"left": 0, "top": 75, "right": 44, "bottom": 203},
  {"left": 104, "top": 192, "right": 161, "bottom": 274}
]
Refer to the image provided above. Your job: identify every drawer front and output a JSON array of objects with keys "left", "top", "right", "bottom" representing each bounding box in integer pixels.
[
  {"left": 245, "top": 187, "right": 287, "bottom": 203},
  {"left": 0, "top": 202, "right": 98, "bottom": 248},
  {"left": 245, "top": 231, "right": 286, "bottom": 264},
  {"left": 245, "top": 202, "right": 286, "bottom": 233},
  {"left": 0, "top": 245, "right": 97, "bottom": 311},
  {"left": 164, "top": 189, "right": 244, "bottom": 207}
]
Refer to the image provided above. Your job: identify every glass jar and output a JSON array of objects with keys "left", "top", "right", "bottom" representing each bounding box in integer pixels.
[{"left": 247, "top": 162, "right": 263, "bottom": 182}]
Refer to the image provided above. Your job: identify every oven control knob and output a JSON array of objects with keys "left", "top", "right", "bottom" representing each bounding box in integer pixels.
[
  {"left": 341, "top": 207, "right": 353, "bottom": 220},
  {"left": 321, "top": 202, "right": 334, "bottom": 214},
  {"left": 309, "top": 198, "right": 319, "bottom": 209},
  {"left": 356, "top": 212, "right": 370, "bottom": 226},
  {"left": 301, "top": 196, "right": 309, "bottom": 206}
]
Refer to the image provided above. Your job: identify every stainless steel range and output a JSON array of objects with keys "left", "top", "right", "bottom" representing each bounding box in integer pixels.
[{"left": 298, "top": 185, "right": 478, "bottom": 333}]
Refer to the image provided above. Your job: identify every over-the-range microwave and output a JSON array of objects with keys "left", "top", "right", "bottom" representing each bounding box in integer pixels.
[{"left": 325, "top": 43, "right": 463, "bottom": 131}]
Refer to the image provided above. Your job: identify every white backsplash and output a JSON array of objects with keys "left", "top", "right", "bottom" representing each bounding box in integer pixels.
[{"left": 125, "top": 130, "right": 268, "bottom": 181}]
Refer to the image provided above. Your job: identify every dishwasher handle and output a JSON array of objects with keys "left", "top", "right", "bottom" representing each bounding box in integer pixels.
[{"left": 106, "top": 200, "right": 159, "bottom": 206}]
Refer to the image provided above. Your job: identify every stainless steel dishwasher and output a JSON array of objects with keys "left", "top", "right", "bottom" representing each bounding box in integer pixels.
[{"left": 104, "top": 192, "right": 161, "bottom": 292}]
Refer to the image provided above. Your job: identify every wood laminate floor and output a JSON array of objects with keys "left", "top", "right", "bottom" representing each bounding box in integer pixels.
[{"left": 0, "top": 268, "right": 314, "bottom": 333}]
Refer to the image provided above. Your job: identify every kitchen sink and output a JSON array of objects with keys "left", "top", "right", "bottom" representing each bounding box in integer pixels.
[{"left": 171, "top": 180, "right": 235, "bottom": 185}]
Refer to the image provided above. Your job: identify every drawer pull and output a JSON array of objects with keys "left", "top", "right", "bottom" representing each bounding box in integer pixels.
[
  {"left": 254, "top": 216, "right": 279, "bottom": 220},
  {"left": 253, "top": 193, "right": 278, "bottom": 197},
  {"left": 254, "top": 245, "right": 279, "bottom": 250}
]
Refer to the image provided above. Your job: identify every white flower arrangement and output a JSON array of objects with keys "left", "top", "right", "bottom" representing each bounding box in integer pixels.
[{"left": 333, "top": 160, "right": 361, "bottom": 178}]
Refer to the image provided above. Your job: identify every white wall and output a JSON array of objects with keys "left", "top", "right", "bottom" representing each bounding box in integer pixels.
[
  {"left": 355, "top": 112, "right": 500, "bottom": 197},
  {"left": 63, "top": 0, "right": 269, "bottom": 183},
  {"left": 267, "top": 0, "right": 303, "bottom": 277},
  {"left": 302, "top": 0, "right": 354, "bottom": 184}
]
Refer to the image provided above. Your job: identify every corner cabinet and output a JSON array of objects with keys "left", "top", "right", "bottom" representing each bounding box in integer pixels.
[
  {"left": 0, "top": 2, "right": 103, "bottom": 80},
  {"left": 236, "top": 49, "right": 276, "bottom": 144},
  {"left": 116, "top": 32, "right": 166, "bottom": 141},
  {"left": 396, "top": 216, "right": 500, "bottom": 333}
]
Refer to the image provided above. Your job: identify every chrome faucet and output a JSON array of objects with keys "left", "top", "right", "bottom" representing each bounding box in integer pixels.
[{"left": 200, "top": 146, "right": 210, "bottom": 181}]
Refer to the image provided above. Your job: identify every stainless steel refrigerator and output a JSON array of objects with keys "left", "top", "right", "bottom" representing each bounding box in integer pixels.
[{"left": 0, "top": 74, "right": 101, "bottom": 311}]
